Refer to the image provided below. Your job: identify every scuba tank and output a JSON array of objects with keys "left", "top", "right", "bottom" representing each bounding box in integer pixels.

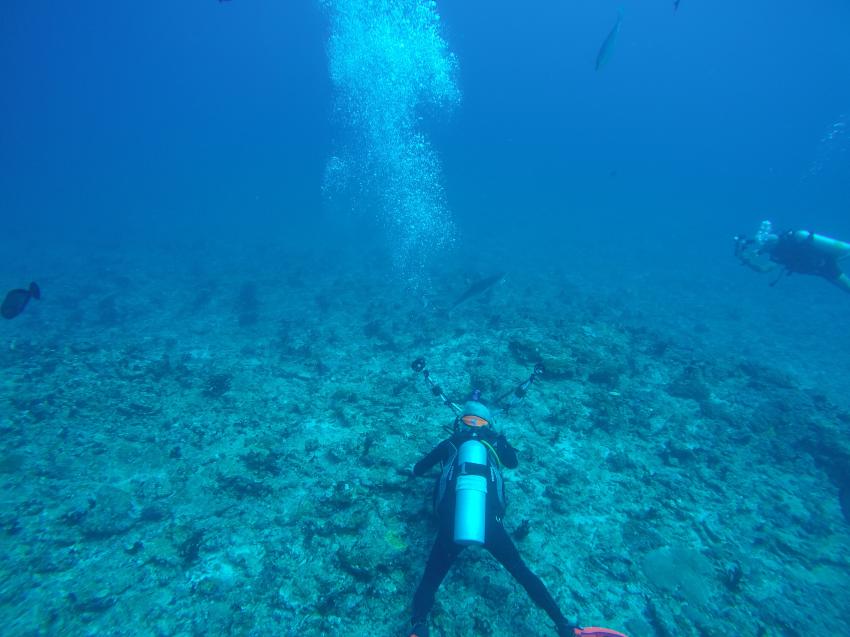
[
  {"left": 453, "top": 440, "right": 489, "bottom": 545},
  {"left": 791, "top": 230, "right": 850, "bottom": 259}
]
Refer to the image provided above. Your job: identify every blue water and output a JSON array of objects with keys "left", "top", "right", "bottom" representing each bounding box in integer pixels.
[{"left": 1, "top": 1, "right": 849, "bottom": 635}]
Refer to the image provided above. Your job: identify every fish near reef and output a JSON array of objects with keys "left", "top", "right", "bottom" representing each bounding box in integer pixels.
[
  {"left": 450, "top": 272, "right": 505, "bottom": 310},
  {"left": 595, "top": 12, "right": 622, "bottom": 71},
  {"left": 2, "top": 282, "right": 41, "bottom": 319}
]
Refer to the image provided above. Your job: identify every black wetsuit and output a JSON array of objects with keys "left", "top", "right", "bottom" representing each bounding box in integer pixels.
[
  {"left": 410, "top": 428, "right": 574, "bottom": 635},
  {"left": 770, "top": 230, "right": 842, "bottom": 280}
]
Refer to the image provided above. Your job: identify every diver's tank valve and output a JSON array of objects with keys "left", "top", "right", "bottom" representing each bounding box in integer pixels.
[{"left": 454, "top": 440, "right": 488, "bottom": 546}]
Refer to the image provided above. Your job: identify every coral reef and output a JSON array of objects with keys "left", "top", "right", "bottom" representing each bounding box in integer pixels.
[{"left": 0, "top": 241, "right": 848, "bottom": 636}]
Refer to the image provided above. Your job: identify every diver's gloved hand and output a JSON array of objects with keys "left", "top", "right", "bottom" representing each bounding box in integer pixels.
[{"left": 572, "top": 627, "right": 628, "bottom": 637}]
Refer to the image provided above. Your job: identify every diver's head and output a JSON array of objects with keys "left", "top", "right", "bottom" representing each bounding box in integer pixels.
[{"left": 460, "top": 400, "right": 493, "bottom": 430}]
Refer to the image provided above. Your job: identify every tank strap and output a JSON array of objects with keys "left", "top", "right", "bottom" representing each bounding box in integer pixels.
[{"left": 458, "top": 462, "right": 489, "bottom": 478}]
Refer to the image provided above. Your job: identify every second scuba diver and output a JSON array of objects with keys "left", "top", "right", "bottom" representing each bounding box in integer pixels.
[
  {"left": 734, "top": 220, "right": 850, "bottom": 293},
  {"left": 405, "top": 358, "right": 627, "bottom": 637}
]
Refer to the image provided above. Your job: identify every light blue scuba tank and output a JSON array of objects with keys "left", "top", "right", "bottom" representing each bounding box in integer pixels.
[
  {"left": 791, "top": 230, "right": 850, "bottom": 258},
  {"left": 453, "top": 440, "right": 489, "bottom": 546}
]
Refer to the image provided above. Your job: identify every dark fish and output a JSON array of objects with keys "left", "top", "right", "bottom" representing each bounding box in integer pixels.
[
  {"left": 2, "top": 282, "right": 41, "bottom": 319},
  {"left": 674, "top": 0, "right": 681, "bottom": 11},
  {"left": 450, "top": 272, "right": 505, "bottom": 310},
  {"left": 595, "top": 12, "right": 622, "bottom": 71}
]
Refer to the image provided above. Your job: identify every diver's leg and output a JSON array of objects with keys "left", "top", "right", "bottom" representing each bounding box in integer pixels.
[
  {"left": 485, "top": 518, "right": 574, "bottom": 633},
  {"left": 411, "top": 526, "right": 464, "bottom": 625},
  {"left": 828, "top": 272, "right": 850, "bottom": 294}
]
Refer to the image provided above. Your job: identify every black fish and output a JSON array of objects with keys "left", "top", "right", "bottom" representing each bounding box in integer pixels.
[
  {"left": 2, "top": 282, "right": 41, "bottom": 319},
  {"left": 450, "top": 272, "right": 505, "bottom": 310}
]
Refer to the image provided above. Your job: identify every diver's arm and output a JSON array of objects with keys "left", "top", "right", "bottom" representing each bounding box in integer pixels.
[
  {"left": 827, "top": 272, "right": 850, "bottom": 294},
  {"left": 738, "top": 250, "right": 776, "bottom": 274},
  {"left": 412, "top": 441, "right": 449, "bottom": 476},
  {"left": 734, "top": 234, "right": 777, "bottom": 273},
  {"left": 495, "top": 434, "right": 519, "bottom": 469}
]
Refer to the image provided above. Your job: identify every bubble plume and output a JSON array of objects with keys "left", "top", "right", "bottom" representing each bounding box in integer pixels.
[{"left": 320, "top": 0, "right": 460, "bottom": 282}]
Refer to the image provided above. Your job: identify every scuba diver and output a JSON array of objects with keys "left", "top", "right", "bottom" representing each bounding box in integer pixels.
[
  {"left": 406, "top": 358, "right": 627, "bottom": 637},
  {"left": 734, "top": 220, "right": 850, "bottom": 293}
]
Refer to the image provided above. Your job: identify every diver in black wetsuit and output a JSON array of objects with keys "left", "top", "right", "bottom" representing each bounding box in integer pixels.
[
  {"left": 406, "top": 359, "right": 627, "bottom": 637},
  {"left": 734, "top": 220, "right": 850, "bottom": 293}
]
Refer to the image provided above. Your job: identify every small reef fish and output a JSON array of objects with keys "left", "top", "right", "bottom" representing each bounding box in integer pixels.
[
  {"left": 450, "top": 272, "right": 505, "bottom": 310},
  {"left": 2, "top": 282, "right": 40, "bottom": 319},
  {"left": 595, "top": 11, "right": 622, "bottom": 71}
]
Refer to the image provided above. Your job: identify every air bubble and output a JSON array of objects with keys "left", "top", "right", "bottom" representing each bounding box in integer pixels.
[{"left": 320, "top": 0, "right": 460, "bottom": 283}]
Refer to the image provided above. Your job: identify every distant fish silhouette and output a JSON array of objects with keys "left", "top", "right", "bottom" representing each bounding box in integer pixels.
[
  {"left": 841, "top": 486, "right": 850, "bottom": 524},
  {"left": 595, "top": 11, "right": 622, "bottom": 71},
  {"left": 2, "top": 282, "right": 40, "bottom": 319},
  {"left": 674, "top": 0, "right": 681, "bottom": 11},
  {"left": 450, "top": 272, "right": 505, "bottom": 310}
]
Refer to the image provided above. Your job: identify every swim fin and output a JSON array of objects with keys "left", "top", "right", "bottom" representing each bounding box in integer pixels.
[{"left": 574, "top": 628, "right": 628, "bottom": 637}]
